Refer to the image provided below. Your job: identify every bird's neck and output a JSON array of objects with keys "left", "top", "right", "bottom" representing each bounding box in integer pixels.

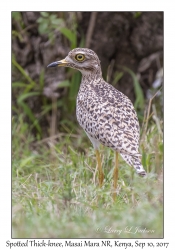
[{"left": 81, "top": 68, "right": 103, "bottom": 83}]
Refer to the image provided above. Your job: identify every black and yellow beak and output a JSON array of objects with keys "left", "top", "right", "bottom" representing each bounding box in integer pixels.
[{"left": 47, "top": 59, "right": 68, "bottom": 68}]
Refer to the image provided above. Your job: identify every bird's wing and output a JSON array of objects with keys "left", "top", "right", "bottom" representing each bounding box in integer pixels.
[{"left": 77, "top": 81, "right": 140, "bottom": 156}]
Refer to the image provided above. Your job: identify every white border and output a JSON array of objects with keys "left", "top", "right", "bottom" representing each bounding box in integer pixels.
[{"left": 0, "top": 1, "right": 175, "bottom": 249}]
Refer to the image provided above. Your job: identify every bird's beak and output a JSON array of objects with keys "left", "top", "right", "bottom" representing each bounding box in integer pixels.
[{"left": 47, "top": 58, "right": 68, "bottom": 68}]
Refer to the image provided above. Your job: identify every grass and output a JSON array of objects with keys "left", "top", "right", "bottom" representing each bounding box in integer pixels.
[
  {"left": 12, "top": 11, "right": 163, "bottom": 239},
  {"left": 12, "top": 110, "right": 163, "bottom": 239}
]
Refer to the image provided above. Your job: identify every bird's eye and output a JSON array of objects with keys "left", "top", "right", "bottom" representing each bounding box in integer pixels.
[{"left": 75, "top": 54, "right": 85, "bottom": 61}]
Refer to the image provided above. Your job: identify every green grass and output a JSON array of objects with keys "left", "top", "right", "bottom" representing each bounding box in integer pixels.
[
  {"left": 12, "top": 114, "right": 163, "bottom": 239},
  {"left": 12, "top": 12, "right": 163, "bottom": 239}
]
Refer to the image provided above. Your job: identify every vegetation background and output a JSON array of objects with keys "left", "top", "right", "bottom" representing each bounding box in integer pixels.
[{"left": 12, "top": 12, "right": 163, "bottom": 238}]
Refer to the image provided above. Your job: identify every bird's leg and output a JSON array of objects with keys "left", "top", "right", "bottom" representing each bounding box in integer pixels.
[
  {"left": 95, "top": 150, "right": 104, "bottom": 187},
  {"left": 113, "top": 152, "right": 119, "bottom": 200}
]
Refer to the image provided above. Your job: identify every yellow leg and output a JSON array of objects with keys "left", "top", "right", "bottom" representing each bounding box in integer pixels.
[
  {"left": 95, "top": 150, "right": 104, "bottom": 187},
  {"left": 113, "top": 152, "right": 119, "bottom": 200}
]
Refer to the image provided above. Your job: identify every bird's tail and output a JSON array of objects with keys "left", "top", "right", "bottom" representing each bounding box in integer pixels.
[{"left": 120, "top": 153, "right": 147, "bottom": 177}]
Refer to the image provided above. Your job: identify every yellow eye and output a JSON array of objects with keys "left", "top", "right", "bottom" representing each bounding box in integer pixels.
[{"left": 75, "top": 54, "right": 85, "bottom": 61}]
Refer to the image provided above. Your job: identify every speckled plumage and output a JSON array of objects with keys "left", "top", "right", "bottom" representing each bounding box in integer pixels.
[{"left": 48, "top": 48, "right": 146, "bottom": 177}]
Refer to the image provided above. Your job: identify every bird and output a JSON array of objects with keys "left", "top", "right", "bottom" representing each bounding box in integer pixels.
[{"left": 47, "top": 48, "right": 146, "bottom": 198}]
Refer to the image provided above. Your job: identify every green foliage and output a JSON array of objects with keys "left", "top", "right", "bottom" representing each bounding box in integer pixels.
[
  {"left": 121, "top": 66, "right": 144, "bottom": 111},
  {"left": 60, "top": 27, "right": 77, "bottom": 49},
  {"left": 12, "top": 113, "right": 163, "bottom": 238},
  {"left": 57, "top": 80, "right": 70, "bottom": 88},
  {"left": 133, "top": 12, "right": 142, "bottom": 18},
  {"left": 12, "top": 12, "right": 23, "bottom": 22},
  {"left": 12, "top": 54, "right": 81, "bottom": 137},
  {"left": 112, "top": 71, "right": 124, "bottom": 85},
  {"left": 12, "top": 57, "right": 35, "bottom": 90},
  {"left": 12, "top": 57, "right": 42, "bottom": 137},
  {"left": 12, "top": 11, "right": 24, "bottom": 29},
  {"left": 12, "top": 12, "right": 83, "bottom": 137},
  {"left": 68, "top": 70, "right": 81, "bottom": 112},
  {"left": 37, "top": 12, "right": 64, "bottom": 44},
  {"left": 12, "top": 12, "right": 25, "bottom": 41},
  {"left": 37, "top": 12, "right": 77, "bottom": 48}
]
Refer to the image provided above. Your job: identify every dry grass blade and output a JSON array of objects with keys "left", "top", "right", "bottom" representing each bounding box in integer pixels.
[
  {"left": 141, "top": 86, "right": 162, "bottom": 142},
  {"left": 85, "top": 12, "right": 97, "bottom": 48}
]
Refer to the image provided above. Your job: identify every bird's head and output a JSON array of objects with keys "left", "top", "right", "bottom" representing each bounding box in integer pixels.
[{"left": 47, "top": 48, "right": 102, "bottom": 77}]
